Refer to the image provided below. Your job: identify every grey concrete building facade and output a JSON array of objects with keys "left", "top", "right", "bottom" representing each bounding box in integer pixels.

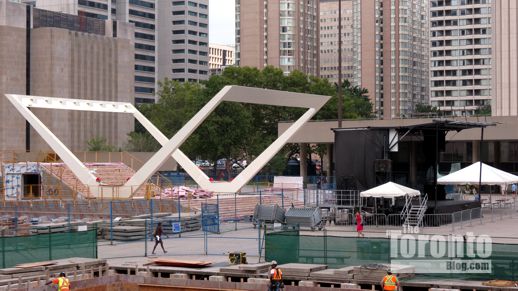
[
  {"left": 34, "top": 0, "right": 157, "bottom": 104},
  {"left": 319, "top": 0, "right": 354, "bottom": 84},
  {"left": 236, "top": 0, "right": 320, "bottom": 76},
  {"left": 353, "top": 0, "right": 429, "bottom": 119},
  {"left": 430, "top": 0, "right": 492, "bottom": 116},
  {"left": 157, "top": 0, "right": 209, "bottom": 83},
  {"left": 0, "top": 0, "right": 134, "bottom": 151},
  {"left": 492, "top": 0, "right": 518, "bottom": 116}
]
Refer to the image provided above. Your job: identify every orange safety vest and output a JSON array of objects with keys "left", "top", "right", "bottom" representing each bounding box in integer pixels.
[
  {"left": 56, "top": 277, "right": 70, "bottom": 291},
  {"left": 382, "top": 275, "right": 397, "bottom": 291},
  {"left": 271, "top": 268, "right": 283, "bottom": 281}
]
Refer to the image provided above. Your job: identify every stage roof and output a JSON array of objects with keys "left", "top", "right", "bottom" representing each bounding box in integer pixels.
[{"left": 332, "top": 119, "right": 496, "bottom": 132}]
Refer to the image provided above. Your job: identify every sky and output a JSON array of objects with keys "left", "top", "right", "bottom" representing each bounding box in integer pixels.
[{"left": 209, "top": 0, "right": 236, "bottom": 45}]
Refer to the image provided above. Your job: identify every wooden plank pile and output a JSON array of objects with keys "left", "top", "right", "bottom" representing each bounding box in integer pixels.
[
  {"left": 31, "top": 223, "right": 68, "bottom": 234},
  {"left": 103, "top": 226, "right": 146, "bottom": 241},
  {"left": 0, "top": 258, "right": 107, "bottom": 289},
  {"left": 278, "top": 263, "right": 327, "bottom": 280},
  {"left": 160, "top": 213, "right": 201, "bottom": 233},
  {"left": 219, "top": 262, "right": 271, "bottom": 276}
]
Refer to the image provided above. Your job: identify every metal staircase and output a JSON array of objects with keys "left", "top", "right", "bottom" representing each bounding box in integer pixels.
[{"left": 402, "top": 194, "right": 428, "bottom": 227}]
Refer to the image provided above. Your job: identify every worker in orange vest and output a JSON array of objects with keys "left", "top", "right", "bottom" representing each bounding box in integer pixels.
[
  {"left": 46, "top": 272, "right": 71, "bottom": 291},
  {"left": 381, "top": 270, "right": 399, "bottom": 291},
  {"left": 268, "top": 261, "right": 284, "bottom": 291}
]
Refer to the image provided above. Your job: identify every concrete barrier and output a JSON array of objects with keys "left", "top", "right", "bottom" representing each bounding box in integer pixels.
[
  {"left": 169, "top": 273, "right": 189, "bottom": 280},
  {"left": 247, "top": 278, "right": 270, "bottom": 285},
  {"left": 341, "top": 283, "right": 361, "bottom": 289},
  {"left": 299, "top": 280, "right": 316, "bottom": 287},
  {"left": 209, "top": 275, "right": 226, "bottom": 282}
]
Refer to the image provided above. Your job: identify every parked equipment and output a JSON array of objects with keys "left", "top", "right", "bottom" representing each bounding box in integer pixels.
[
  {"left": 252, "top": 204, "right": 285, "bottom": 228},
  {"left": 285, "top": 207, "right": 324, "bottom": 230}
]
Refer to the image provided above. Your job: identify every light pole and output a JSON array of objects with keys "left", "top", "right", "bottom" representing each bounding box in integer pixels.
[{"left": 337, "top": 0, "right": 343, "bottom": 127}]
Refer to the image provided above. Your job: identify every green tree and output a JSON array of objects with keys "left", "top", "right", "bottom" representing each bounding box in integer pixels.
[
  {"left": 475, "top": 105, "right": 491, "bottom": 116},
  {"left": 415, "top": 103, "right": 440, "bottom": 113},
  {"left": 316, "top": 79, "right": 372, "bottom": 120},
  {"left": 126, "top": 67, "right": 372, "bottom": 176},
  {"left": 87, "top": 137, "right": 116, "bottom": 152}
]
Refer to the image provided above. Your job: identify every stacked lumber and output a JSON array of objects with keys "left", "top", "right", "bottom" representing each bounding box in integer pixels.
[
  {"left": 0, "top": 258, "right": 106, "bottom": 288},
  {"left": 161, "top": 213, "right": 201, "bottom": 233},
  {"left": 101, "top": 212, "right": 201, "bottom": 241},
  {"left": 219, "top": 262, "right": 271, "bottom": 276},
  {"left": 31, "top": 223, "right": 68, "bottom": 234},
  {"left": 310, "top": 269, "right": 349, "bottom": 283},
  {"left": 277, "top": 263, "right": 327, "bottom": 280},
  {"left": 103, "top": 226, "right": 145, "bottom": 241}
]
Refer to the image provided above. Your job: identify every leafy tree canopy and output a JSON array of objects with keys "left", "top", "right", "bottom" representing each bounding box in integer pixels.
[{"left": 127, "top": 67, "right": 372, "bottom": 173}]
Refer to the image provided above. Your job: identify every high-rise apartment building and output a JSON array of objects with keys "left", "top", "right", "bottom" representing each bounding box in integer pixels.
[
  {"left": 236, "top": 0, "right": 319, "bottom": 76},
  {"left": 492, "top": 0, "right": 518, "bottom": 116},
  {"left": 0, "top": 0, "right": 134, "bottom": 151},
  {"left": 209, "top": 44, "right": 235, "bottom": 75},
  {"left": 35, "top": 0, "right": 157, "bottom": 104},
  {"left": 319, "top": 0, "right": 354, "bottom": 84},
  {"left": 157, "top": 0, "right": 209, "bottom": 83},
  {"left": 353, "top": 0, "right": 429, "bottom": 119},
  {"left": 430, "top": 0, "right": 492, "bottom": 116}
]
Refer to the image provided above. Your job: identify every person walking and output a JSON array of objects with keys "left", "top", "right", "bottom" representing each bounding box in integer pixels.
[
  {"left": 355, "top": 210, "right": 364, "bottom": 237},
  {"left": 46, "top": 272, "right": 70, "bottom": 291},
  {"left": 268, "top": 261, "right": 284, "bottom": 291},
  {"left": 152, "top": 222, "right": 167, "bottom": 255},
  {"left": 381, "top": 270, "right": 400, "bottom": 291}
]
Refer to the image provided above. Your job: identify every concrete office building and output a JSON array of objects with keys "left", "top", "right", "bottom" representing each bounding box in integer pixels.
[
  {"left": 319, "top": 0, "right": 354, "bottom": 84},
  {"left": 430, "top": 0, "right": 492, "bottom": 116},
  {"left": 236, "top": 0, "right": 320, "bottom": 76},
  {"left": 209, "top": 44, "right": 235, "bottom": 75},
  {"left": 35, "top": 0, "right": 157, "bottom": 104},
  {"left": 353, "top": 0, "right": 429, "bottom": 119},
  {"left": 157, "top": 0, "right": 209, "bottom": 83},
  {"left": 0, "top": 0, "right": 134, "bottom": 151},
  {"left": 492, "top": 0, "right": 518, "bottom": 116}
]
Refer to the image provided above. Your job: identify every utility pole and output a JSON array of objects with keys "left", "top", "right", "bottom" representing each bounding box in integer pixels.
[{"left": 337, "top": 0, "right": 343, "bottom": 128}]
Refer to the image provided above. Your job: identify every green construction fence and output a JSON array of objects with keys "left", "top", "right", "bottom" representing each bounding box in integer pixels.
[
  {"left": 265, "top": 230, "right": 518, "bottom": 281},
  {"left": 0, "top": 229, "right": 97, "bottom": 268}
]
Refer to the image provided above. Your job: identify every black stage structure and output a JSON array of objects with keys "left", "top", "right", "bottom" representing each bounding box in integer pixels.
[{"left": 333, "top": 119, "right": 495, "bottom": 213}]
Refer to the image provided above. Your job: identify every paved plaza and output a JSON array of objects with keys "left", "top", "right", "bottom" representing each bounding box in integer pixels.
[{"left": 98, "top": 200, "right": 518, "bottom": 269}]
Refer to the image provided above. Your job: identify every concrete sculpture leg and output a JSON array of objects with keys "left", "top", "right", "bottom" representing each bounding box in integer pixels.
[{"left": 5, "top": 86, "right": 330, "bottom": 197}]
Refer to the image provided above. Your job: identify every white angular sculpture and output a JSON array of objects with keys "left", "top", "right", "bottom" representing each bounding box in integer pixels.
[{"left": 5, "top": 85, "right": 330, "bottom": 197}]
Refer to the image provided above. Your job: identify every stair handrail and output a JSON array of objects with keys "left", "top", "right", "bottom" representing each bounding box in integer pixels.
[
  {"left": 400, "top": 194, "right": 412, "bottom": 220},
  {"left": 416, "top": 194, "right": 428, "bottom": 226}
]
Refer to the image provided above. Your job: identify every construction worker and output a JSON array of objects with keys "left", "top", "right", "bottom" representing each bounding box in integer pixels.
[
  {"left": 268, "top": 261, "right": 283, "bottom": 291},
  {"left": 381, "top": 270, "right": 400, "bottom": 291},
  {"left": 46, "top": 272, "right": 70, "bottom": 291}
]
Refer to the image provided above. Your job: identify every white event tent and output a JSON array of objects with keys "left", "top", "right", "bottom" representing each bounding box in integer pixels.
[
  {"left": 437, "top": 162, "right": 518, "bottom": 185},
  {"left": 360, "top": 181, "right": 420, "bottom": 198},
  {"left": 360, "top": 182, "right": 420, "bottom": 213}
]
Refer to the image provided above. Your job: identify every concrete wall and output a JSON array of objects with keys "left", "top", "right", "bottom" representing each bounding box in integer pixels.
[
  {"left": 29, "top": 27, "right": 134, "bottom": 151},
  {"left": 0, "top": 24, "right": 27, "bottom": 151},
  {"left": 492, "top": 0, "right": 518, "bottom": 116}
]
